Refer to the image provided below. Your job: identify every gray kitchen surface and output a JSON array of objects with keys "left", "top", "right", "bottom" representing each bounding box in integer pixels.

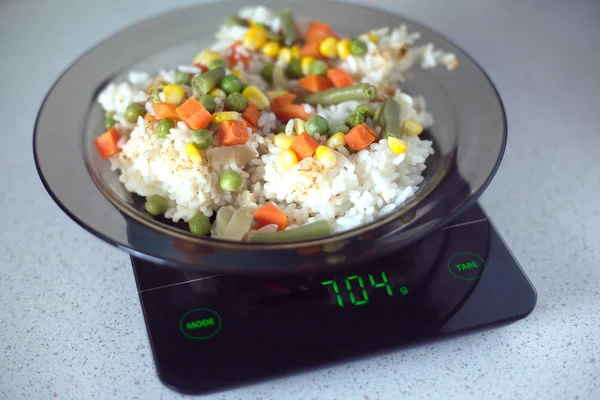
[{"left": 1, "top": 0, "right": 599, "bottom": 399}]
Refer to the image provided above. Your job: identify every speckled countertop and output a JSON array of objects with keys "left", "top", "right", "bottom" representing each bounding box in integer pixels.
[{"left": 1, "top": 0, "right": 599, "bottom": 398}]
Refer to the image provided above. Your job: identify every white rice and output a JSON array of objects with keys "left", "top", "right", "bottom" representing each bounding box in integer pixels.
[{"left": 97, "top": 6, "right": 455, "bottom": 235}]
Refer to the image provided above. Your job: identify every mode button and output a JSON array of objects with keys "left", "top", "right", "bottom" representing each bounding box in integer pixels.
[{"left": 179, "top": 308, "right": 222, "bottom": 340}]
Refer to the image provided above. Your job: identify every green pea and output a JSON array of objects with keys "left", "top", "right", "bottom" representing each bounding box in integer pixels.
[
  {"left": 274, "top": 124, "right": 287, "bottom": 134},
  {"left": 327, "top": 123, "right": 349, "bottom": 137},
  {"left": 191, "top": 128, "right": 213, "bottom": 150},
  {"left": 308, "top": 60, "right": 328, "bottom": 76},
  {"left": 219, "top": 169, "right": 243, "bottom": 192},
  {"left": 151, "top": 88, "right": 162, "bottom": 103},
  {"left": 220, "top": 75, "right": 243, "bottom": 94},
  {"left": 189, "top": 213, "right": 211, "bottom": 235},
  {"left": 144, "top": 194, "right": 168, "bottom": 216},
  {"left": 305, "top": 115, "right": 329, "bottom": 136},
  {"left": 345, "top": 112, "right": 365, "bottom": 128},
  {"left": 104, "top": 117, "right": 117, "bottom": 130},
  {"left": 225, "top": 92, "right": 247, "bottom": 112},
  {"left": 124, "top": 102, "right": 146, "bottom": 123},
  {"left": 207, "top": 59, "right": 227, "bottom": 70},
  {"left": 156, "top": 118, "right": 175, "bottom": 138},
  {"left": 175, "top": 71, "right": 192, "bottom": 86},
  {"left": 197, "top": 94, "right": 216, "bottom": 113},
  {"left": 285, "top": 60, "right": 303, "bottom": 79},
  {"left": 355, "top": 104, "right": 374, "bottom": 118},
  {"left": 261, "top": 63, "right": 275, "bottom": 83},
  {"left": 349, "top": 38, "right": 368, "bottom": 56}
]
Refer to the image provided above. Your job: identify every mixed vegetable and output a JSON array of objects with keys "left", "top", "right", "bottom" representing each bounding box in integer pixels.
[{"left": 94, "top": 8, "right": 429, "bottom": 242}]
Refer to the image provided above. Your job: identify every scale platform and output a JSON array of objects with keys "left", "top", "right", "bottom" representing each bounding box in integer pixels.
[{"left": 132, "top": 203, "right": 536, "bottom": 395}]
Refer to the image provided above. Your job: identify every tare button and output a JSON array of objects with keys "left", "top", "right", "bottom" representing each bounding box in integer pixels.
[
  {"left": 447, "top": 252, "right": 487, "bottom": 280},
  {"left": 179, "top": 308, "right": 222, "bottom": 340}
]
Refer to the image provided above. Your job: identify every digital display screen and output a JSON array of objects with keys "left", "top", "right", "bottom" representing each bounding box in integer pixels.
[{"left": 321, "top": 271, "right": 408, "bottom": 307}]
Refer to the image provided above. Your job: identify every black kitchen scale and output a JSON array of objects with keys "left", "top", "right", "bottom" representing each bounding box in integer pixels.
[{"left": 131, "top": 203, "right": 536, "bottom": 395}]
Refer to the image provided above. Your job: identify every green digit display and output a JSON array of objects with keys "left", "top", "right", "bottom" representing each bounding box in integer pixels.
[
  {"left": 321, "top": 280, "right": 344, "bottom": 307},
  {"left": 400, "top": 286, "right": 408, "bottom": 295},
  {"left": 369, "top": 272, "right": 393, "bottom": 296},
  {"left": 345, "top": 275, "right": 369, "bottom": 306}
]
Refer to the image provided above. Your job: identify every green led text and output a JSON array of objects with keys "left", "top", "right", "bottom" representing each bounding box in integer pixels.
[
  {"left": 186, "top": 318, "right": 215, "bottom": 330},
  {"left": 321, "top": 271, "right": 408, "bottom": 307},
  {"left": 455, "top": 261, "right": 479, "bottom": 271}
]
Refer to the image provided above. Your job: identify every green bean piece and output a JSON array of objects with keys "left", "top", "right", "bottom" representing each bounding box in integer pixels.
[
  {"left": 380, "top": 96, "right": 402, "bottom": 139},
  {"left": 189, "top": 214, "right": 211, "bottom": 235},
  {"left": 124, "top": 103, "right": 146, "bottom": 122},
  {"left": 278, "top": 9, "right": 298, "bottom": 47},
  {"left": 220, "top": 74, "right": 243, "bottom": 94},
  {"left": 349, "top": 38, "right": 368, "bottom": 56},
  {"left": 305, "top": 115, "right": 329, "bottom": 136},
  {"left": 267, "top": 31, "right": 282, "bottom": 42},
  {"left": 355, "top": 104, "right": 374, "bottom": 118},
  {"left": 327, "top": 124, "right": 349, "bottom": 137},
  {"left": 308, "top": 60, "right": 328, "bottom": 76},
  {"left": 197, "top": 94, "right": 216, "bottom": 113},
  {"left": 373, "top": 105, "right": 382, "bottom": 124},
  {"left": 219, "top": 169, "right": 243, "bottom": 192},
  {"left": 274, "top": 124, "right": 287, "bottom": 134},
  {"left": 255, "top": 22, "right": 270, "bottom": 30},
  {"left": 260, "top": 64, "right": 275, "bottom": 83},
  {"left": 207, "top": 59, "right": 227, "bottom": 70},
  {"left": 145, "top": 194, "right": 168, "bottom": 216},
  {"left": 191, "top": 128, "right": 213, "bottom": 150},
  {"left": 192, "top": 66, "right": 225, "bottom": 96},
  {"left": 248, "top": 220, "right": 332, "bottom": 242},
  {"left": 175, "top": 71, "right": 192, "bottom": 86},
  {"left": 285, "top": 60, "right": 303, "bottom": 79},
  {"left": 345, "top": 113, "right": 365, "bottom": 128},
  {"left": 104, "top": 116, "right": 117, "bottom": 130},
  {"left": 156, "top": 118, "right": 175, "bottom": 138},
  {"left": 303, "top": 83, "right": 377, "bottom": 105},
  {"left": 225, "top": 92, "right": 247, "bottom": 112},
  {"left": 151, "top": 88, "right": 163, "bottom": 103},
  {"left": 224, "top": 15, "right": 246, "bottom": 27}
]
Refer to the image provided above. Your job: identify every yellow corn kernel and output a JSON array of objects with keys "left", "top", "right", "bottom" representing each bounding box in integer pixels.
[
  {"left": 242, "top": 85, "right": 270, "bottom": 110},
  {"left": 276, "top": 149, "right": 298, "bottom": 170},
  {"left": 163, "top": 84, "right": 185, "bottom": 105},
  {"left": 368, "top": 33, "right": 379, "bottom": 43},
  {"left": 326, "top": 132, "right": 347, "bottom": 148},
  {"left": 315, "top": 145, "right": 337, "bottom": 168},
  {"left": 230, "top": 69, "right": 244, "bottom": 80},
  {"left": 273, "top": 133, "right": 295, "bottom": 149},
  {"left": 401, "top": 119, "right": 423, "bottom": 135},
  {"left": 262, "top": 41, "right": 281, "bottom": 58},
  {"left": 185, "top": 143, "right": 203, "bottom": 165},
  {"left": 243, "top": 25, "right": 268, "bottom": 51},
  {"left": 301, "top": 56, "right": 315, "bottom": 76},
  {"left": 209, "top": 87, "right": 227, "bottom": 100},
  {"left": 293, "top": 118, "right": 306, "bottom": 135},
  {"left": 267, "top": 90, "right": 290, "bottom": 100},
  {"left": 212, "top": 111, "right": 241, "bottom": 124},
  {"left": 388, "top": 137, "right": 408, "bottom": 154},
  {"left": 278, "top": 48, "right": 292, "bottom": 64},
  {"left": 192, "top": 50, "right": 222, "bottom": 66},
  {"left": 319, "top": 37, "right": 338, "bottom": 59},
  {"left": 290, "top": 45, "right": 301, "bottom": 60},
  {"left": 336, "top": 39, "right": 351, "bottom": 60}
]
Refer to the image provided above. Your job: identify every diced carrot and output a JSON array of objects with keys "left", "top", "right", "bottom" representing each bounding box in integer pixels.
[
  {"left": 364, "top": 124, "right": 377, "bottom": 140},
  {"left": 300, "top": 41, "right": 323, "bottom": 59},
  {"left": 225, "top": 40, "right": 249, "bottom": 68},
  {"left": 271, "top": 104, "right": 311, "bottom": 123},
  {"left": 254, "top": 203, "right": 288, "bottom": 231},
  {"left": 144, "top": 113, "right": 159, "bottom": 123},
  {"left": 241, "top": 103, "right": 260, "bottom": 129},
  {"left": 153, "top": 103, "right": 180, "bottom": 120},
  {"left": 326, "top": 68, "right": 353, "bottom": 88},
  {"left": 218, "top": 121, "right": 250, "bottom": 146},
  {"left": 193, "top": 63, "right": 209, "bottom": 73},
  {"left": 290, "top": 132, "right": 319, "bottom": 160},
  {"left": 271, "top": 93, "right": 297, "bottom": 108},
  {"left": 94, "top": 127, "right": 121, "bottom": 159},
  {"left": 305, "top": 22, "right": 337, "bottom": 43},
  {"left": 176, "top": 98, "right": 212, "bottom": 130},
  {"left": 298, "top": 74, "right": 332, "bottom": 93},
  {"left": 345, "top": 123, "right": 376, "bottom": 151}
]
